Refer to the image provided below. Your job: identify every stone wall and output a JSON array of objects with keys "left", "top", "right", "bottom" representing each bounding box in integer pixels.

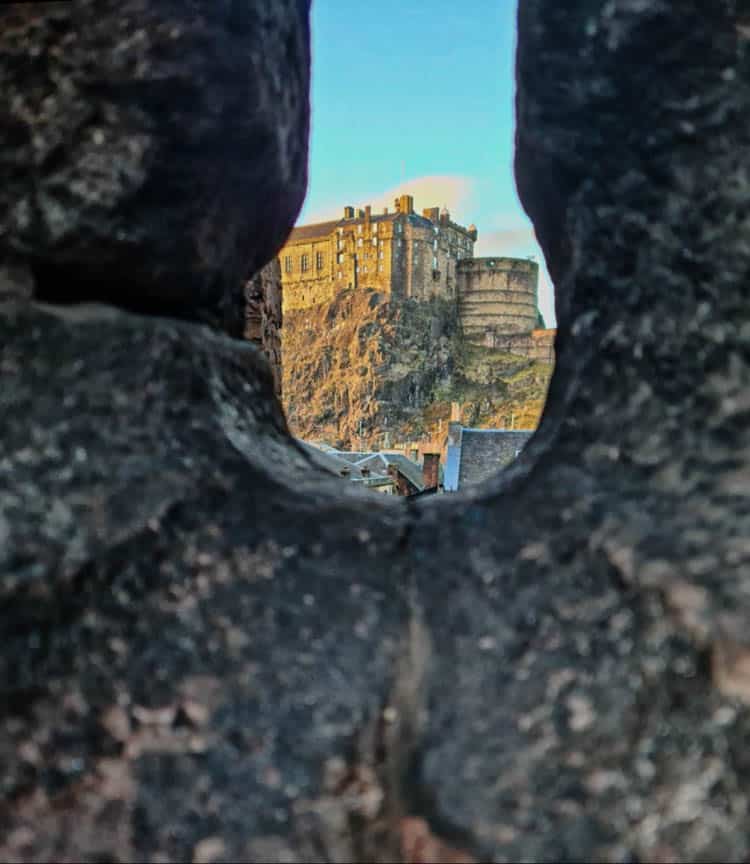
[
  {"left": 280, "top": 199, "right": 475, "bottom": 312},
  {"left": 489, "top": 327, "right": 556, "bottom": 363},
  {"left": 6, "top": 1, "right": 750, "bottom": 862},
  {"left": 456, "top": 256, "right": 539, "bottom": 340}
]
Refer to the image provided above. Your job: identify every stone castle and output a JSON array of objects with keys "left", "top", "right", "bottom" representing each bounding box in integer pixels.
[{"left": 277, "top": 192, "right": 555, "bottom": 362}]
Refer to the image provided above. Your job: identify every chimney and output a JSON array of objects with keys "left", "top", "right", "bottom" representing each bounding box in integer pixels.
[
  {"left": 365, "top": 205, "right": 371, "bottom": 218},
  {"left": 422, "top": 207, "right": 440, "bottom": 223},
  {"left": 422, "top": 453, "right": 440, "bottom": 490},
  {"left": 344, "top": 206, "right": 354, "bottom": 218},
  {"left": 394, "top": 197, "right": 401, "bottom": 213},
  {"left": 383, "top": 206, "right": 389, "bottom": 215},
  {"left": 447, "top": 421, "right": 462, "bottom": 448},
  {"left": 399, "top": 194, "right": 414, "bottom": 215},
  {"left": 357, "top": 208, "right": 365, "bottom": 218}
]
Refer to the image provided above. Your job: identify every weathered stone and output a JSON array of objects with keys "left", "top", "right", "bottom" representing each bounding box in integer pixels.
[
  {"left": 0, "top": 0, "right": 310, "bottom": 335},
  {"left": 4, "top": 0, "right": 750, "bottom": 862},
  {"left": 244, "top": 259, "right": 283, "bottom": 397},
  {"left": 282, "top": 289, "right": 552, "bottom": 449},
  {"left": 0, "top": 301, "right": 410, "bottom": 863}
]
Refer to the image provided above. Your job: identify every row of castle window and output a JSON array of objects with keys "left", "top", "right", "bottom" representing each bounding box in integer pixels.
[
  {"left": 331, "top": 264, "right": 385, "bottom": 278},
  {"left": 284, "top": 252, "right": 326, "bottom": 274},
  {"left": 337, "top": 251, "right": 385, "bottom": 263}
]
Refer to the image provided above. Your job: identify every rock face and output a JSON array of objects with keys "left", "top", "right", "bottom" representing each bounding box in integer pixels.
[
  {"left": 4, "top": 1, "right": 750, "bottom": 863},
  {"left": 244, "top": 260, "right": 283, "bottom": 396},
  {"left": 282, "top": 288, "right": 552, "bottom": 449},
  {"left": 0, "top": 0, "right": 310, "bottom": 335}
]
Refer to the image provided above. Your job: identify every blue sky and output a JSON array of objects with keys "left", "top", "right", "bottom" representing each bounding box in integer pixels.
[{"left": 298, "top": 0, "right": 556, "bottom": 326}]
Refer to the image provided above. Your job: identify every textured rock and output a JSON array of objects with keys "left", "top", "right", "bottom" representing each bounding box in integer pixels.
[
  {"left": 0, "top": 0, "right": 310, "bottom": 335},
  {"left": 244, "top": 260, "right": 283, "bottom": 396},
  {"left": 282, "top": 288, "right": 551, "bottom": 449},
  {"left": 405, "top": 2, "right": 750, "bottom": 861},
  {"left": 4, "top": 1, "right": 750, "bottom": 863},
  {"left": 0, "top": 301, "right": 410, "bottom": 864}
]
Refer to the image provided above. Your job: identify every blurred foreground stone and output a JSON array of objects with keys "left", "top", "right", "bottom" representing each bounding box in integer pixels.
[{"left": 3, "top": 0, "right": 750, "bottom": 862}]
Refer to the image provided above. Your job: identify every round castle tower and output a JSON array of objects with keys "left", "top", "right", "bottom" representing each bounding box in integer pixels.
[{"left": 456, "top": 257, "right": 539, "bottom": 341}]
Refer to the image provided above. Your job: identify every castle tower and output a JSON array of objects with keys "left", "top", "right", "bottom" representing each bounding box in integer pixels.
[{"left": 456, "top": 257, "right": 539, "bottom": 343}]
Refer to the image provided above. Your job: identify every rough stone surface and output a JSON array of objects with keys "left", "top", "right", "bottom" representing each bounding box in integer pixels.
[
  {"left": 244, "top": 259, "right": 283, "bottom": 397},
  {"left": 4, "top": 1, "right": 750, "bottom": 863},
  {"left": 0, "top": 0, "right": 310, "bottom": 335},
  {"left": 282, "top": 288, "right": 551, "bottom": 449},
  {"left": 0, "top": 301, "right": 411, "bottom": 864}
]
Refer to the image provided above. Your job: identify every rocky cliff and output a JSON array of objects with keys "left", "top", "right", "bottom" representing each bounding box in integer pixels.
[{"left": 282, "top": 288, "right": 553, "bottom": 449}]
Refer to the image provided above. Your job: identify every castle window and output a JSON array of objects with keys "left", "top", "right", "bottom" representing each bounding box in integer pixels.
[
  {"left": 358, "top": 225, "right": 363, "bottom": 234},
  {"left": 357, "top": 238, "right": 363, "bottom": 247},
  {"left": 363, "top": 266, "right": 368, "bottom": 273},
  {"left": 378, "top": 265, "right": 383, "bottom": 272},
  {"left": 373, "top": 222, "right": 378, "bottom": 232},
  {"left": 301, "top": 254, "right": 309, "bottom": 272},
  {"left": 338, "top": 270, "right": 342, "bottom": 279},
  {"left": 372, "top": 237, "right": 378, "bottom": 246},
  {"left": 379, "top": 251, "right": 384, "bottom": 259},
  {"left": 337, "top": 252, "right": 343, "bottom": 264},
  {"left": 356, "top": 265, "right": 359, "bottom": 273},
  {"left": 284, "top": 255, "right": 293, "bottom": 273},
  {"left": 316, "top": 251, "right": 324, "bottom": 269}
]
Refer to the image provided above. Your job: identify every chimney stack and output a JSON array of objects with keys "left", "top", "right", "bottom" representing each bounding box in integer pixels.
[
  {"left": 422, "top": 453, "right": 440, "bottom": 490},
  {"left": 344, "top": 206, "right": 354, "bottom": 218},
  {"left": 398, "top": 194, "right": 414, "bottom": 215}
]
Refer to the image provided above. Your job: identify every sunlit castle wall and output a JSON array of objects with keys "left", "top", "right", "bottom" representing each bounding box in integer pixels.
[
  {"left": 278, "top": 194, "right": 477, "bottom": 312},
  {"left": 456, "top": 257, "right": 540, "bottom": 343}
]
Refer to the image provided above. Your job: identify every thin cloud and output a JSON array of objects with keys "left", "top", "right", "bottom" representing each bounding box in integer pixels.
[{"left": 473, "top": 226, "right": 537, "bottom": 254}]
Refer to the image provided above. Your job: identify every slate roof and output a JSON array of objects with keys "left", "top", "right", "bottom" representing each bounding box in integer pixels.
[
  {"left": 287, "top": 220, "right": 341, "bottom": 243},
  {"left": 356, "top": 452, "right": 425, "bottom": 492},
  {"left": 456, "top": 429, "right": 533, "bottom": 488},
  {"left": 298, "top": 442, "right": 426, "bottom": 493},
  {"left": 296, "top": 440, "right": 365, "bottom": 481},
  {"left": 287, "top": 213, "right": 397, "bottom": 244}
]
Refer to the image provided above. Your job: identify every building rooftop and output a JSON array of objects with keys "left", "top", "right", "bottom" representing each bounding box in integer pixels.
[
  {"left": 355, "top": 452, "right": 425, "bottom": 492},
  {"left": 444, "top": 427, "right": 534, "bottom": 491}
]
